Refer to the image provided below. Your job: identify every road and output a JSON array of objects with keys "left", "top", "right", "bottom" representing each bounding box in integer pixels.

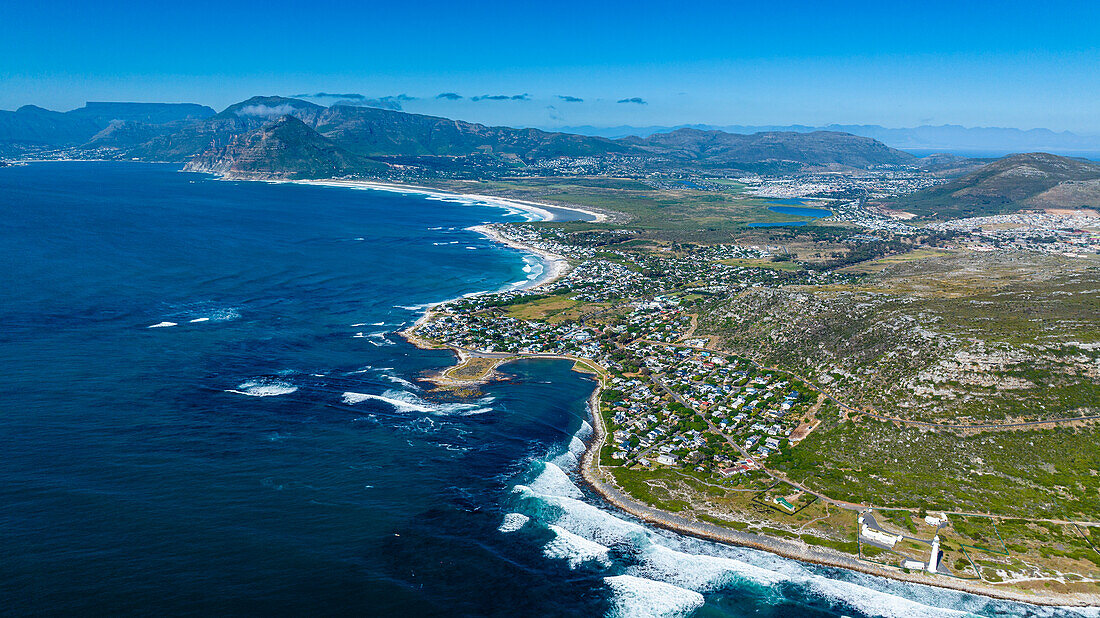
[{"left": 642, "top": 339, "right": 1100, "bottom": 433}]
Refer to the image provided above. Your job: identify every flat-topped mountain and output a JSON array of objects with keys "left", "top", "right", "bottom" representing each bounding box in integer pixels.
[{"left": 889, "top": 152, "right": 1100, "bottom": 219}]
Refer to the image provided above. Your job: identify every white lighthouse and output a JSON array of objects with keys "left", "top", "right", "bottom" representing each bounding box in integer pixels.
[{"left": 926, "top": 534, "right": 941, "bottom": 574}]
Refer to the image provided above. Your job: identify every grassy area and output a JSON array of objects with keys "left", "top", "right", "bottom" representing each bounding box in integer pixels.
[
  {"left": 443, "top": 356, "right": 502, "bottom": 381},
  {"left": 503, "top": 294, "right": 578, "bottom": 320},
  {"left": 837, "top": 248, "right": 955, "bottom": 274},
  {"left": 718, "top": 257, "right": 803, "bottom": 271},
  {"left": 773, "top": 416, "right": 1100, "bottom": 520},
  {"left": 503, "top": 293, "right": 610, "bottom": 324},
  {"left": 432, "top": 177, "right": 848, "bottom": 243}
]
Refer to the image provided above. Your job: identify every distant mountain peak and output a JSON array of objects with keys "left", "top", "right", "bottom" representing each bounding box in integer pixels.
[
  {"left": 183, "top": 114, "right": 384, "bottom": 179},
  {"left": 217, "top": 96, "right": 324, "bottom": 119}
]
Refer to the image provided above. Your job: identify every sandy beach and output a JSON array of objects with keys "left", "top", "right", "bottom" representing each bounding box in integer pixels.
[
  {"left": 467, "top": 224, "right": 571, "bottom": 291},
  {"left": 277, "top": 178, "right": 609, "bottom": 223}
]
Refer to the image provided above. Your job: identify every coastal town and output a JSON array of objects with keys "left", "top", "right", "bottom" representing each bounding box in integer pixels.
[{"left": 401, "top": 199, "right": 1100, "bottom": 602}]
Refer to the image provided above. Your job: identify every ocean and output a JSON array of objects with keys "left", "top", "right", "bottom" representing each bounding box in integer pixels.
[{"left": 0, "top": 162, "right": 1085, "bottom": 617}]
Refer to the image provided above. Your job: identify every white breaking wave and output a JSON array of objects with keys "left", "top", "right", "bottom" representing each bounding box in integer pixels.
[
  {"left": 340, "top": 389, "right": 492, "bottom": 415},
  {"left": 798, "top": 576, "right": 970, "bottom": 618},
  {"left": 147, "top": 321, "right": 177, "bottom": 328},
  {"left": 513, "top": 486, "right": 648, "bottom": 547},
  {"left": 365, "top": 332, "right": 395, "bottom": 346},
  {"left": 603, "top": 575, "right": 705, "bottom": 618},
  {"left": 342, "top": 392, "right": 372, "bottom": 404},
  {"left": 498, "top": 512, "right": 530, "bottom": 533},
  {"left": 628, "top": 543, "right": 787, "bottom": 591},
  {"left": 189, "top": 317, "right": 210, "bottom": 323},
  {"left": 527, "top": 462, "right": 584, "bottom": 499},
  {"left": 550, "top": 434, "right": 588, "bottom": 470},
  {"left": 514, "top": 421, "right": 991, "bottom": 618},
  {"left": 577, "top": 420, "right": 594, "bottom": 440},
  {"left": 227, "top": 379, "right": 298, "bottom": 397},
  {"left": 382, "top": 374, "right": 419, "bottom": 390},
  {"left": 544, "top": 524, "right": 611, "bottom": 568}
]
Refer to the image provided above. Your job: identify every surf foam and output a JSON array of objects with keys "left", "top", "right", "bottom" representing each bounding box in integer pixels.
[
  {"left": 227, "top": 379, "right": 298, "bottom": 397},
  {"left": 527, "top": 461, "right": 584, "bottom": 499},
  {"left": 340, "top": 389, "right": 492, "bottom": 415},
  {"left": 498, "top": 512, "right": 531, "bottom": 533},
  {"left": 544, "top": 524, "right": 611, "bottom": 568},
  {"left": 603, "top": 575, "right": 705, "bottom": 618}
]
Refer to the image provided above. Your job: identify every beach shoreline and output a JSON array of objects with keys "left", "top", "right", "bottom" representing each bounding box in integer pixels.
[
  {"left": 264, "top": 177, "right": 609, "bottom": 224},
  {"left": 399, "top": 224, "right": 573, "bottom": 387}
]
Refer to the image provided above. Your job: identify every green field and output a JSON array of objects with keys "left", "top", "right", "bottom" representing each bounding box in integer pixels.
[
  {"left": 432, "top": 177, "right": 843, "bottom": 242},
  {"left": 718, "top": 257, "right": 803, "bottom": 271}
]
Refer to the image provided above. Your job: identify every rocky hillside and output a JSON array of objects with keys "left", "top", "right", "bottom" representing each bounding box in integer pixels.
[
  {"left": 888, "top": 152, "right": 1100, "bottom": 219},
  {"left": 183, "top": 116, "right": 385, "bottom": 179},
  {"left": 696, "top": 251, "right": 1099, "bottom": 424}
]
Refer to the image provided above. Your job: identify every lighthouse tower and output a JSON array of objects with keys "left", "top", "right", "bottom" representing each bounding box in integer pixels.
[{"left": 926, "top": 535, "right": 941, "bottom": 573}]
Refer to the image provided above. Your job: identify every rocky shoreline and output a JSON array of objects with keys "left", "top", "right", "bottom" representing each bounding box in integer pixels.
[
  {"left": 576, "top": 382, "right": 1099, "bottom": 608},
  {"left": 394, "top": 200, "right": 1098, "bottom": 609}
]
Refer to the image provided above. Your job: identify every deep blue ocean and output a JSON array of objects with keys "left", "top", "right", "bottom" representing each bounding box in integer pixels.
[{"left": 0, "top": 162, "right": 1080, "bottom": 617}]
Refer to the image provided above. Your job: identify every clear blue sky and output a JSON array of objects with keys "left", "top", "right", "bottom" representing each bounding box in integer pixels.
[{"left": 3, "top": 0, "right": 1099, "bottom": 132}]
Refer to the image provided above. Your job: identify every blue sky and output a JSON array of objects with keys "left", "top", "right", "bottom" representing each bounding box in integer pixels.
[{"left": 3, "top": 0, "right": 1099, "bottom": 132}]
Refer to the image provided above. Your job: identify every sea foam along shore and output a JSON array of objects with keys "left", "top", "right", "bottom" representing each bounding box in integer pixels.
[
  {"left": 277, "top": 178, "right": 609, "bottom": 224},
  {"left": 400, "top": 224, "right": 573, "bottom": 385},
  {"left": 578, "top": 384, "right": 1100, "bottom": 609},
  {"left": 210, "top": 173, "right": 585, "bottom": 351}
]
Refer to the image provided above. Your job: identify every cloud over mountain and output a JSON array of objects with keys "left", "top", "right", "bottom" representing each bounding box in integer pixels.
[
  {"left": 237, "top": 104, "right": 301, "bottom": 117},
  {"left": 471, "top": 93, "right": 530, "bottom": 101},
  {"left": 294, "top": 92, "right": 366, "bottom": 100}
]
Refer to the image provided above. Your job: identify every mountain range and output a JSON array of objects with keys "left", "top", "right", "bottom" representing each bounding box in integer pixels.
[
  {"left": 5, "top": 97, "right": 1098, "bottom": 219},
  {"left": 0, "top": 102, "right": 215, "bottom": 147},
  {"left": 2, "top": 96, "right": 916, "bottom": 177},
  {"left": 556, "top": 124, "right": 1100, "bottom": 158}
]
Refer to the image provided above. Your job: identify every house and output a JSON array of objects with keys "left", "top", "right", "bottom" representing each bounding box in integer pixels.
[{"left": 656, "top": 454, "right": 678, "bottom": 466}]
